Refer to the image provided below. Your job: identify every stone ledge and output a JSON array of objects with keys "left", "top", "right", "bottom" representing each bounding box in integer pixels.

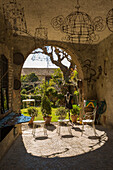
[{"left": 0, "top": 109, "right": 12, "bottom": 120}]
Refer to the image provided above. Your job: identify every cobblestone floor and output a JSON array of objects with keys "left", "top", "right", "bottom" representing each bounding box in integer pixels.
[{"left": 0, "top": 123, "right": 113, "bottom": 170}]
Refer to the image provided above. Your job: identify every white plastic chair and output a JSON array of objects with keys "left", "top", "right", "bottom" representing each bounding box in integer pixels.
[{"left": 81, "top": 106, "right": 97, "bottom": 136}]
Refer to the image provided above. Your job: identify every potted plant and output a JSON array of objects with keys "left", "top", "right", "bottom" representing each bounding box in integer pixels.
[
  {"left": 71, "top": 105, "right": 81, "bottom": 123},
  {"left": 41, "top": 95, "right": 52, "bottom": 125},
  {"left": 28, "top": 107, "right": 38, "bottom": 124},
  {"left": 56, "top": 107, "right": 67, "bottom": 120}
]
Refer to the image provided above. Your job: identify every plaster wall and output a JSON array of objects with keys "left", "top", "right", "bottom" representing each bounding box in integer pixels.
[{"left": 96, "top": 34, "right": 113, "bottom": 127}]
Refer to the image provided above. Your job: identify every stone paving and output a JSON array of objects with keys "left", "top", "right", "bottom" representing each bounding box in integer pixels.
[{"left": 0, "top": 123, "right": 113, "bottom": 170}]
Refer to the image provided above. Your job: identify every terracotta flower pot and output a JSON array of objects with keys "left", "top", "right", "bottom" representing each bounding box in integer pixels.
[
  {"left": 29, "top": 116, "right": 35, "bottom": 125},
  {"left": 43, "top": 116, "right": 52, "bottom": 125},
  {"left": 71, "top": 115, "right": 78, "bottom": 123}
]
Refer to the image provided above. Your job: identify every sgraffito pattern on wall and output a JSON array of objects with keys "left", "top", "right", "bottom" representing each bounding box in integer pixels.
[
  {"left": 106, "top": 8, "right": 113, "bottom": 32},
  {"left": 51, "top": 0, "right": 106, "bottom": 44},
  {"left": 82, "top": 59, "right": 103, "bottom": 87},
  {"left": 82, "top": 59, "right": 96, "bottom": 83},
  {"left": 2, "top": 0, "right": 27, "bottom": 35}
]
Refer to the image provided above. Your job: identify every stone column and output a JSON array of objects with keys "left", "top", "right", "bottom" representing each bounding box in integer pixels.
[{"left": 8, "top": 48, "right": 13, "bottom": 110}]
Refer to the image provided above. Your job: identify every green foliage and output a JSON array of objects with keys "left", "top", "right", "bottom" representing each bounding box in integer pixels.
[
  {"left": 34, "top": 85, "right": 40, "bottom": 95},
  {"left": 21, "top": 94, "right": 28, "bottom": 101},
  {"left": 46, "top": 86, "right": 57, "bottom": 95},
  {"left": 27, "top": 107, "right": 38, "bottom": 117},
  {"left": 70, "top": 69, "right": 78, "bottom": 82},
  {"left": 74, "top": 90, "right": 79, "bottom": 96},
  {"left": 57, "top": 93, "right": 64, "bottom": 99},
  {"left": 56, "top": 93, "right": 65, "bottom": 106},
  {"left": 56, "top": 107, "right": 67, "bottom": 119},
  {"left": 39, "top": 80, "right": 49, "bottom": 96},
  {"left": 21, "top": 88, "right": 27, "bottom": 94},
  {"left": 52, "top": 68, "right": 63, "bottom": 79},
  {"left": 51, "top": 68, "right": 64, "bottom": 87},
  {"left": 21, "top": 75, "right": 27, "bottom": 82},
  {"left": 71, "top": 105, "right": 81, "bottom": 116},
  {"left": 55, "top": 99, "right": 60, "bottom": 107},
  {"left": 46, "top": 86, "right": 58, "bottom": 107},
  {"left": 41, "top": 95, "right": 52, "bottom": 117},
  {"left": 21, "top": 107, "right": 69, "bottom": 122},
  {"left": 28, "top": 73, "right": 39, "bottom": 82},
  {"left": 21, "top": 73, "right": 39, "bottom": 82}
]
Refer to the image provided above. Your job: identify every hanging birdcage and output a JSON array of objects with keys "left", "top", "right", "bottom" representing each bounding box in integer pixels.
[
  {"left": 35, "top": 20, "right": 48, "bottom": 40},
  {"left": 51, "top": 0, "right": 100, "bottom": 44},
  {"left": 61, "top": 0, "right": 94, "bottom": 43},
  {"left": 61, "top": 11, "right": 94, "bottom": 43},
  {"left": 106, "top": 8, "right": 113, "bottom": 32}
]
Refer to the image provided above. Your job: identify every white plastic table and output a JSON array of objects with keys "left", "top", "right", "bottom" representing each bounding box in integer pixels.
[
  {"left": 57, "top": 119, "right": 72, "bottom": 136},
  {"left": 32, "top": 120, "right": 47, "bottom": 137},
  {"left": 22, "top": 99, "right": 35, "bottom": 108}
]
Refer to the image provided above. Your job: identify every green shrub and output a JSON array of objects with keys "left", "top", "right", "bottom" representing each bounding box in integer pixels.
[
  {"left": 41, "top": 95, "right": 51, "bottom": 117},
  {"left": 27, "top": 107, "right": 38, "bottom": 117},
  {"left": 56, "top": 107, "right": 67, "bottom": 119},
  {"left": 57, "top": 93, "right": 65, "bottom": 106},
  {"left": 71, "top": 105, "right": 81, "bottom": 116}
]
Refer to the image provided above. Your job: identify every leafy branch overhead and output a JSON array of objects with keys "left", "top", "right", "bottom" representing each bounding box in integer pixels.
[{"left": 38, "top": 46, "right": 75, "bottom": 83}]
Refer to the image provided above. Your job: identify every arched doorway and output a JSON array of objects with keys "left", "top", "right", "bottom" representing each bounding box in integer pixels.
[
  {"left": 12, "top": 40, "right": 85, "bottom": 115},
  {"left": 19, "top": 45, "right": 84, "bottom": 122}
]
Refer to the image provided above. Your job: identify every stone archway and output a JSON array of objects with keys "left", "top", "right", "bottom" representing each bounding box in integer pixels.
[{"left": 12, "top": 39, "right": 85, "bottom": 114}]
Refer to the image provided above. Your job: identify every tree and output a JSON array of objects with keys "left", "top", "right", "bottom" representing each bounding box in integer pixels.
[
  {"left": 33, "top": 46, "right": 75, "bottom": 83},
  {"left": 46, "top": 86, "right": 58, "bottom": 107},
  {"left": 49, "top": 68, "right": 64, "bottom": 90}
]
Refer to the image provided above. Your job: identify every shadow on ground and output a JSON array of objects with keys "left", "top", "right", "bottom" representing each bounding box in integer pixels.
[
  {"left": 46, "top": 123, "right": 56, "bottom": 131},
  {"left": 35, "top": 136, "right": 48, "bottom": 140},
  {"left": 61, "top": 134, "right": 74, "bottom": 138},
  {"left": 0, "top": 125, "right": 113, "bottom": 170}
]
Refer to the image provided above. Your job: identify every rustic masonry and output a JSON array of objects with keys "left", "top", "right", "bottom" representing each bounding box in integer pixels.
[{"left": 0, "top": 0, "right": 113, "bottom": 160}]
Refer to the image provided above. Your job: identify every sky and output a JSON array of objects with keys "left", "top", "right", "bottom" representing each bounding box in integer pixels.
[
  {"left": 23, "top": 48, "right": 71, "bottom": 68},
  {"left": 23, "top": 53, "right": 58, "bottom": 68}
]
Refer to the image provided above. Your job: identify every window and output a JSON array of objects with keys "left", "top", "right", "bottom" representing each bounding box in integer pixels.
[{"left": 1, "top": 55, "right": 9, "bottom": 114}]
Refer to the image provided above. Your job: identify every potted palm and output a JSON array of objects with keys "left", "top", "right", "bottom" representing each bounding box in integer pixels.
[
  {"left": 28, "top": 107, "right": 38, "bottom": 124},
  {"left": 71, "top": 105, "right": 81, "bottom": 123},
  {"left": 56, "top": 107, "right": 68, "bottom": 120},
  {"left": 41, "top": 95, "right": 52, "bottom": 125}
]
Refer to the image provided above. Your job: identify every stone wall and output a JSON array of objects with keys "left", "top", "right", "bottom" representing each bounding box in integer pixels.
[
  {"left": 0, "top": 44, "right": 13, "bottom": 118},
  {"left": 96, "top": 34, "right": 113, "bottom": 127},
  {"left": 0, "top": 11, "right": 14, "bottom": 117}
]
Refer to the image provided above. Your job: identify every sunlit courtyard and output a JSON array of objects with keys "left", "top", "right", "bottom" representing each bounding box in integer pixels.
[{"left": 1, "top": 123, "right": 113, "bottom": 170}]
